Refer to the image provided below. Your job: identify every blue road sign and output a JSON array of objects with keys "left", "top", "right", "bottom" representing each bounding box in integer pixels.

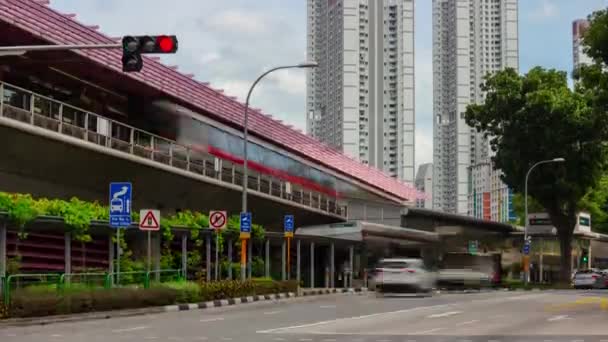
[
  {"left": 284, "top": 215, "right": 294, "bottom": 232},
  {"left": 240, "top": 212, "right": 252, "bottom": 233},
  {"left": 523, "top": 243, "right": 530, "bottom": 255},
  {"left": 109, "top": 182, "right": 132, "bottom": 228}
]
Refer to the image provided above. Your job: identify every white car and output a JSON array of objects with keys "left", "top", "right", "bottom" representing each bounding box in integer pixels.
[{"left": 372, "top": 258, "right": 435, "bottom": 294}]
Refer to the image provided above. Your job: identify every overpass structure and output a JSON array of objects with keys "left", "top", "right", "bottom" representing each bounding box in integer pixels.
[{"left": 0, "top": 0, "right": 429, "bottom": 286}]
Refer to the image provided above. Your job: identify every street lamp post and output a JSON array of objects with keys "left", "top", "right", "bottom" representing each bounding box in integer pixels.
[
  {"left": 523, "top": 157, "right": 565, "bottom": 284},
  {"left": 240, "top": 62, "right": 318, "bottom": 281}
]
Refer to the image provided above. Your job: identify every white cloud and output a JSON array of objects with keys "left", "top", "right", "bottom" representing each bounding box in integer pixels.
[
  {"left": 199, "top": 52, "right": 221, "bottom": 65},
  {"left": 268, "top": 69, "right": 307, "bottom": 96},
  {"left": 530, "top": 0, "right": 559, "bottom": 19},
  {"left": 206, "top": 10, "right": 269, "bottom": 35},
  {"left": 415, "top": 129, "right": 434, "bottom": 171}
]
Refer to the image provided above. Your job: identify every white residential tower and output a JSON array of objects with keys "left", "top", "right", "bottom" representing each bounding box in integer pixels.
[
  {"left": 306, "top": 0, "right": 416, "bottom": 182},
  {"left": 432, "top": 0, "right": 518, "bottom": 214}
]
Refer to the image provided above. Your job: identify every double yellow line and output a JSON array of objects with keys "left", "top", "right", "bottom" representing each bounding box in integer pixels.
[{"left": 546, "top": 296, "right": 608, "bottom": 312}]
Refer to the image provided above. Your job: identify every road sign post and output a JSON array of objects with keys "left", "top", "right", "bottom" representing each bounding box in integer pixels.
[
  {"left": 284, "top": 215, "right": 294, "bottom": 279},
  {"left": 109, "top": 182, "right": 132, "bottom": 285},
  {"left": 240, "top": 213, "right": 252, "bottom": 281},
  {"left": 139, "top": 209, "right": 160, "bottom": 272},
  {"left": 210, "top": 211, "right": 227, "bottom": 281}
]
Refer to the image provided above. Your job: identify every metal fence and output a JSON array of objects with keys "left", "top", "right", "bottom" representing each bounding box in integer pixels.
[
  {"left": 2, "top": 269, "right": 184, "bottom": 306},
  {"left": 0, "top": 81, "right": 347, "bottom": 218}
]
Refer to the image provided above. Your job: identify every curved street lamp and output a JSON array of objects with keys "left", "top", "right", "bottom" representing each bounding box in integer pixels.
[
  {"left": 240, "top": 62, "right": 319, "bottom": 280},
  {"left": 523, "top": 157, "right": 565, "bottom": 284}
]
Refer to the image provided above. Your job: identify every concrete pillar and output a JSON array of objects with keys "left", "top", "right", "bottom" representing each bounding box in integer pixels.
[
  {"left": 349, "top": 245, "right": 354, "bottom": 288},
  {"left": 281, "top": 239, "right": 286, "bottom": 280},
  {"left": 297, "top": 239, "right": 301, "bottom": 283},
  {"left": 181, "top": 235, "right": 187, "bottom": 279},
  {"left": 330, "top": 242, "right": 335, "bottom": 288},
  {"left": 1, "top": 223, "right": 7, "bottom": 290},
  {"left": 247, "top": 239, "right": 252, "bottom": 278},
  {"left": 206, "top": 235, "right": 211, "bottom": 282},
  {"left": 265, "top": 239, "right": 270, "bottom": 278},
  {"left": 310, "top": 242, "right": 315, "bottom": 288},
  {"left": 64, "top": 232, "right": 72, "bottom": 276},
  {"left": 228, "top": 239, "right": 233, "bottom": 280}
]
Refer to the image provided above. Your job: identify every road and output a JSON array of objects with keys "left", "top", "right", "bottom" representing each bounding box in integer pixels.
[{"left": 2, "top": 290, "right": 608, "bottom": 341}]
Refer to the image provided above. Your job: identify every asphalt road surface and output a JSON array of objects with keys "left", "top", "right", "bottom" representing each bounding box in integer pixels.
[{"left": 2, "top": 290, "right": 608, "bottom": 342}]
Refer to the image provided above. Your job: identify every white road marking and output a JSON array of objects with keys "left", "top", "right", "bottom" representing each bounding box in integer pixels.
[
  {"left": 144, "top": 337, "right": 158, "bottom": 340},
  {"left": 168, "top": 338, "right": 183, "bottom": 341},
  {"left": 264, "top": 311, "right": 283, "bottom": 315},
  {"left": 273, "top": 338, "right": 286, "bottom": 341},
  {"left": 411, "top": 327, "right": 444, "bottom": 335},
  {"left": 194, "top": 338, "right": 208, "bottom": 341},
  {"left": 320, "top": 305, "right": 336, "bottom": 308},
  {"left": 543, "top": 340, "right": 554, "bottom": 342},
  {"left": 428, "top": 311, "right": 462, "bottom": 318},
  {"left": 457, "top": 340, "right": 472, "bottom": 342},
  {"left": 221, "top": 338, "right": 233, "bottom": 341},
  {"left": 112, "top": 326, "right": 148, "bottom": 333},
  {"left": 548, "top": 315, "right": 570, "bottom": 321},
  {"left": 488, "top": 340, "right": 502, "bottom": 342},
  {"left": 5, "top": 334, "right": 17, "bottom": 337},
  {"left": 321, "top": 339, "right": 336, "bottom": 342},
  {"left": 200, "top": 317, "right": 225, "bottom": 322},
  {"left": 298, "top": 339, "right": 313, "bottom": 342},
  {"left": 256, "top": 303, "right": 452, "bottom": 333},
  {"left": 457, "top": 320, "right": 479, "bottom": 326},
  {"left": 377, "top": 339, "right": 392, "bottom": 342},
  {"left": 51, "top": 334, "right": 63, "bottom": 338}
]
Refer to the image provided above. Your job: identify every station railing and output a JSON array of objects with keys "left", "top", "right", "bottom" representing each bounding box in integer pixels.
[{"left": 0, "top": 81, "right": 347, "bottom": 218}]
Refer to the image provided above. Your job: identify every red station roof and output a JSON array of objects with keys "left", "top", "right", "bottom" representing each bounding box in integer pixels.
[{"left": 0, "top": 0, "right": 425, "bottom": 203}]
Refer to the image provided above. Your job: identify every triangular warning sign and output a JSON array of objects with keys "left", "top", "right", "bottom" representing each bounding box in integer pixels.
[{"left": 140, "top": 210, "right": 159, "bottom": 230}]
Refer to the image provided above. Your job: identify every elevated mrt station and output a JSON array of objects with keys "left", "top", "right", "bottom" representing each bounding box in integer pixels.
[{"left": 0, "top": 0, "right": 430, "bottom": 287}]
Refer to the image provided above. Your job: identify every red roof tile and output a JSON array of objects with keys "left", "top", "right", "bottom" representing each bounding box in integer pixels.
[{"left": 0, "top": 0, "right": 425, "bottom": 203}]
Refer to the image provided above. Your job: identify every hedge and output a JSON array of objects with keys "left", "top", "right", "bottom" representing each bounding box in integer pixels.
[{"left": 2, "top": 279, "right": 299, "bottom": 318}]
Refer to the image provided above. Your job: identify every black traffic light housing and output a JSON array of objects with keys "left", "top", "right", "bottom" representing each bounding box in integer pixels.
[
  {"left": 581, "top": 248, "right": 589, "bottom": 266},
  {"left": 121, "top": 35, "right": 178, "bottom": 72}
]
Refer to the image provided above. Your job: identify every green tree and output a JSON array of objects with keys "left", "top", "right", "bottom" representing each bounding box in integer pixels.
[{"left": 465, "top": 67, "right": 608, "bottom": 282}]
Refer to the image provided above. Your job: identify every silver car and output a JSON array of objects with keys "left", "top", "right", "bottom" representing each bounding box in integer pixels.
[
  {"left": 372, "top": 258, "right": 435, "bottom": 294},
  {"left": 573, "top": 269, "right": 606, "bottom": 289}
]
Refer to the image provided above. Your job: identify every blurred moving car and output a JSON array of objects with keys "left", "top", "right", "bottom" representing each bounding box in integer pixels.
[
  {"left": 436, "top": 268, "right": 492, "bottom": 289},
  {"left": 372, "top": 258, "right": 435, "bottom": 294},
  {"left": 572, "top": 269, "right": 608, "bottom": 289}
]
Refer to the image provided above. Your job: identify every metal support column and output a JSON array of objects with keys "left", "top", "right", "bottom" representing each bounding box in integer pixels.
[
  {"left": 349, "top": 245, "right": 354, "bottom": 288},
  {"left": 589, "top": 242, "right": 593, "bottom": 269},
  {"left": 539, "top": 239, "right": 543, "bottom": 283},
  {"left": 330, "top": 242, "right": 335, "bottom": 288},
  {"left": 296, "top": 239, "right": 301, "bottom": 283},
  {"left": 0, "top": 223, "right": 6, "bottom": 291},
  {"left": 108, "top": 235, "right": 114, "bottom": 285},
  {"left": 281, "top": 239, "right": 286, "bottom": 280},
  {"left": 247, "top": 239, "right": 252, "bottom": 278},
  {"left": 181, "top": 234, "right": 188, "bottom": 279},
  {"left": 228, "top": 239, "right": 233, "bottom": 279},
  {"left": 310, "top": 242, "right": 315, "bottom": 288},
  {"left": 265, "top": 239, "right": 270, "bottom": 278},
  {"left": 206, "top": 235, "right": 211, "bottom": 282},
  {"left": 154, "top": 233, "right": 161, "bottom": 281},
  {"left": 64, "top": 232, "right": 72, "bottom": 279}
]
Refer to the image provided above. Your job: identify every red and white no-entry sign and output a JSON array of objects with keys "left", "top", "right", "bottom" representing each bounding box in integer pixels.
[
  {"left": 139, "top": 209, "right": 160, "bottom": 231},
  {"left": 209, "top": 211, "right": 227, "bottom": 230}
]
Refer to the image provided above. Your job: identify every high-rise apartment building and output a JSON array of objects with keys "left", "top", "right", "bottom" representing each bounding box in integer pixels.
[
  {"left": 415, "top": 163, "right": 433, "bottom": 209},
  {"left": 432, "top": 0, "right": 518, "bottom": 214},
  {"left": 306, "top": 0, "right": 415, "bottom": 182},
  {"left": 573, "top": 19, "right": 592, "bottom": 71},
  {"left": 468, "top": 161, "right": 515, "bottom": 223}
]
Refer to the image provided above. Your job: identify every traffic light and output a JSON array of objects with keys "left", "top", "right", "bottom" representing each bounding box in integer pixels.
[
  {"left": 581, "top": 248, "right": 589, "bottom": 265},
  {"left": 121, "top": 35, "right": 178, "bottom": 72}
]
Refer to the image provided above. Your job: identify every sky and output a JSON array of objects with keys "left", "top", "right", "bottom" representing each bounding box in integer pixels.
[{"left": 49, "top": 0, "right": 607, "bottom": 171}]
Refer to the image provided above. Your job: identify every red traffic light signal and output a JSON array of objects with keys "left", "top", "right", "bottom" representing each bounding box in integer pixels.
[{"left": 157, "top": 35, "right": 177, "bottom": 53}]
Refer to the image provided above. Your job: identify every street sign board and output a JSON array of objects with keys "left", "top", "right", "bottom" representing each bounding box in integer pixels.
[
  {"left": 523, "top": 240, "right": 531, "bottom": 255},
  {"left": 109, "top": 182, "right": 132, "bottom": 228},
  {"left": 209, "top": 211, "right": 227, "bottom": 230},
  {"left": 284, "top": 215, "right": 294, "bottom": 238},
  {"left": 468, "top": 240, "right": 478, "bottom": 255},
  {"left": 240, "top": 212, "right": 251, "bottom": 239},
  {"left": 139, "top": 209, "right": 160, "bottom": 231}
]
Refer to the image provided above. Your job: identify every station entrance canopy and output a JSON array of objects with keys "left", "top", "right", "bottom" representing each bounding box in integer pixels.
[{"left": 294, "top": 221, "right": 439, "bottom": 247}]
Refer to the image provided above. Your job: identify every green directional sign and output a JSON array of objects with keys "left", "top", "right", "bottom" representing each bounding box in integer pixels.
[{"left": 468, "top": 240, "right": 478, "bottom": 255}]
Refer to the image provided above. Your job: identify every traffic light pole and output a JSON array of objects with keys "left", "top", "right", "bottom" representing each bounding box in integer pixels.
[{"left": 0, "top": 43, "right": 121, "bottom": 55}]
